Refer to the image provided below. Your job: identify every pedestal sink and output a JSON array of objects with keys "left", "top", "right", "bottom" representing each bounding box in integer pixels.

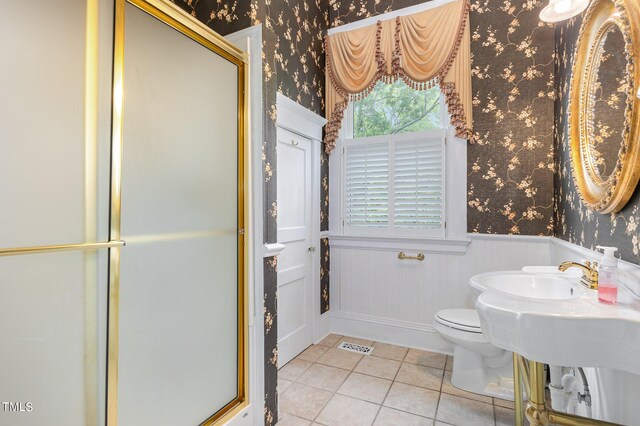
[
  {"left": 473, "top": 270, "right": 640, "bottom": 425},
  {"left": 473, "top": 271, "right": 640, "bottom": 376}
]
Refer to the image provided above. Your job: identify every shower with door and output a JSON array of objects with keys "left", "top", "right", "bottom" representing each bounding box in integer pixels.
[{"left": 0, "top": 1, "right": 247, "bottom": 425}]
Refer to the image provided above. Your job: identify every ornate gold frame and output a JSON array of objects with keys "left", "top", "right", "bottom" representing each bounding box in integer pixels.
[
  {"left": 108, "top": 1, "right": 248, "bottom": 425},
  {"left": 569, "top": 0, "right": 640, "bottom": 213}
]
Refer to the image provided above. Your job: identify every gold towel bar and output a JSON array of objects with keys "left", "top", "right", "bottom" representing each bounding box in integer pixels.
[
  {"left": 0, "top": 240, "right": 126, "bottom": 257},
  {"left": 398, "top": 251, "right": 425, "bottom": 261}
]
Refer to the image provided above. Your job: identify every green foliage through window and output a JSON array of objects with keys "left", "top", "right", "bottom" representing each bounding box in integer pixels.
[{"left": 352, "top": 80, "right": 442, "bottom": 138}]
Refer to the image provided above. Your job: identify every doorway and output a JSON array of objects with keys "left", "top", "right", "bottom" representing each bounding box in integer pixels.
[{"left": 276, "top": 127, "right": 315, "bottom": 367}]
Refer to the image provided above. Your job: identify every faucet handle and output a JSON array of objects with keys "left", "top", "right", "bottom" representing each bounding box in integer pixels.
[{"left": 584, "top": 260, "right": 598, "bottom": 269}]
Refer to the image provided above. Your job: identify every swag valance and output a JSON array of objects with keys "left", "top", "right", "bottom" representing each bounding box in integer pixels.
[{"left": 324, "top": 0, "right": 473, "bottom": 153}]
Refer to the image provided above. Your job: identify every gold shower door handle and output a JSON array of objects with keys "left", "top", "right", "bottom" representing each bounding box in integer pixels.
[{"left": 0, "top": 240, "right": 126, "bottom": 257}]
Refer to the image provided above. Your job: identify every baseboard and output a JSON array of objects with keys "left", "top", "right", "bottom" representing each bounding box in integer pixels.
[{"left": 329, "top": 311, "right": 452, "bottom": 355}]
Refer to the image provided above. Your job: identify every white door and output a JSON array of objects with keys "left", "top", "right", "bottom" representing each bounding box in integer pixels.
[{"left": 277, "top": 127, "right": 313, "bottom": 367}]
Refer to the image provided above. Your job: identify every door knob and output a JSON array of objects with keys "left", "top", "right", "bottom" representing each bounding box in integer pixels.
[{"left": 308, "top": 246, "right": 316, "bottom": 252}]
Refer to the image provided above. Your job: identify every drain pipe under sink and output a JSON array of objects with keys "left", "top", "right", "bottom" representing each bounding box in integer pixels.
[
  {"left": 560, "top": 368, "right": 593, "bottom": 417},
  {"left": 549, "top": 365, "right": 565, "bottom": 411}
]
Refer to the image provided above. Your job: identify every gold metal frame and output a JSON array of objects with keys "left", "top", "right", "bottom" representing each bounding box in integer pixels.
[
  {"left": 569, "top": 0, "right": 640, "bottom": 213},
  {"left": 513, "top": 354, "right": 621, "bottom": 426},
  {"left": 107, "top": 1, "right": 248, "bottom": 425}
]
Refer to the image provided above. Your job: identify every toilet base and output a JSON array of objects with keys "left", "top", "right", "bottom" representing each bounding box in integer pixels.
[{"left": 450, "top": 345, "right": 515, "bottom": 401}]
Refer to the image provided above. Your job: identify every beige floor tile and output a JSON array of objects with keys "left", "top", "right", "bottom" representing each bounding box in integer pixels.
[
  {"left": 494, "top": 397, "right": 515, "bottom": 409},
  {"left": 354, "top": 356, "right": 401, "bottom": 380},
  {"left": 495, "top": 406, "right": 516, "bottom": 426},
  {"left": 279, "top": 359, "right": 314, "bottom": 381},
  {"left": 317, "top": 334, "right": 343, "bottom": 347},
  {"left": 337, "top": 372, "right": 392, "bottom": 404},
  {"left": 278, "top": 412, "right": 312, "bottom": 426},
  {"left": 317, "top": 347, "right": 363, "bottom": 370},
  {"left": 279, "top": 378, "right": 293, "bottom": 396},
  {"left": 404, "top": 349, "right": 447, "bottom": 369},
  {"left": 441, "top": 371, "right": 492, "bottom": 404},
  {"left": 382, "top": 382, "right": 439, "bottom": 418},
  {"left": 395, "top": 363, "right": 444, "bottom": 391},
  {"left": 445, "top": 356, "right": 453, "bottom": 372},
  {"left": 279, "top": 382, "right": 333, "bottom": 420},
  {"left": 297, "top": 345, "right": 330, "bottom": 363},
  {"left": 335, "top": 336, "right": 375, "bottom": 347},
  {"left": 436, "top": 393, "right": 494, "bottom": 426},
  {"left": 298, "top": 363, "right": 350, "bottom": 392},
  {"left": 316, "top": 394, "right": 380, "bottom": 426},
  {"left": 373, "top": 407, "right": 433, "bottom": 426},
  {"left": 371, "top": 342, "right": 409, "bottom": 361}
]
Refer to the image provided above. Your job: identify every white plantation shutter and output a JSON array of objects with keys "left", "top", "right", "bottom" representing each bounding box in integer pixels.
[
  {"left": 393, "top": 135, "right": 444, "bottom": 230},
  {"left": 344, "top": 141, "right": 389, "bottom": 228},
  {"left": 342, "top": 130, "right": 445, "bottom": 236}
]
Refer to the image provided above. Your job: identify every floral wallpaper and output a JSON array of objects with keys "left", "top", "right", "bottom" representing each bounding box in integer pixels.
[
  {"left": 320, "top": 237, "right": 330, "bottom": 313},
  {"left": 467, "top": 0, "right": 556, "bottom": 235},
  {"left": 554, "top": 14, "right": 640, "bottom": 265},
  {"left": 263, "top": 255, "right": 278, "bottom": 425}
]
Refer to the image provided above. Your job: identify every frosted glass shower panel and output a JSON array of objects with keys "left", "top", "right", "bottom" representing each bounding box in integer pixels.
[
  {"left": 0, "top": 251, "right": 109, "bottom": 426},
  {"left": 117, "top": 3, "right": 240, "bottom": 425},
  {"left": 0, "top": 0, "right": 90, "bottom": 246}
]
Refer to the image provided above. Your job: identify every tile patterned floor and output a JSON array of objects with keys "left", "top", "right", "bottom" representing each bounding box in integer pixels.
[{"left": 277, "top": 335, "right": 517, "bottom": 426}]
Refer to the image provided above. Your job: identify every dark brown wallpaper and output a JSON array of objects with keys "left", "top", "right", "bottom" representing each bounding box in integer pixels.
[
  {"left": 467, "top": 1, "right": 556, "bottom": 235},
  {"left": 320, "top": 237, "right": 330, "bottom": 313},
  {"left": 554, "top": 14, "right": 640, "bottom": 264}
]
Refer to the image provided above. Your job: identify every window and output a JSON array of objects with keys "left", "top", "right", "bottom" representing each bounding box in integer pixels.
[
  {"left": 341, "top": 80, "right": 446, "bottom": 238},
  {"left": 353, "top": 80, "right": 443, "bottom": 137}
]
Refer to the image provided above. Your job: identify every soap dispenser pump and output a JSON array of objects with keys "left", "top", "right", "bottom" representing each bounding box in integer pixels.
[{"left": 596, "top": 246, "right": 619, "bottom": 304}]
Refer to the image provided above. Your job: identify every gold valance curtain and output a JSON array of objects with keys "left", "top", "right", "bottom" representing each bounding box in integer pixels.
[{"left": 324, "top": 0, "right": 473, "bottom": 153}]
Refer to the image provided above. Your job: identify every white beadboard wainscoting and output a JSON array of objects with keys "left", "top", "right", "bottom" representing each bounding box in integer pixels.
[{"left": 326, "top": 234, "right": 552, "bottom": 353}]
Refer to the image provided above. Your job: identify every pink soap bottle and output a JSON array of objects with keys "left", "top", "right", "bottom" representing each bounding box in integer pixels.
[{"left": 597, "top": 246, "right": 618, "bottom": 304}]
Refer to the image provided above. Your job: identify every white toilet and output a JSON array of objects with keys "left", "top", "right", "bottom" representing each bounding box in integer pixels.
[{"left": 433, "top": 308, "right": 514, "bottom": 400}]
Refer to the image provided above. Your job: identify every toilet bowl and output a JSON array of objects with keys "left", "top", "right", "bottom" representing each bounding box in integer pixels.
[{"left": 433, "top": 308, "right": 514, "bottom": 400}]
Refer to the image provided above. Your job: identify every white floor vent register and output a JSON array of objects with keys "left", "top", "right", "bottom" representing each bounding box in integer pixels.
[{"left": 337, "top": 342, "right": 373, "bottom": 355}]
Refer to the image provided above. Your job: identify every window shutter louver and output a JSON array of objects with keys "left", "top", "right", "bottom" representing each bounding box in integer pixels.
[
  {"left": 344, "top": 142, "right": 389, "bottom": 228},
  {"left": 393, "top": 137, "right": 444, "bottom": 229},
  {"left": 342, "top": 130, "right": 445, "bottom": 237}
]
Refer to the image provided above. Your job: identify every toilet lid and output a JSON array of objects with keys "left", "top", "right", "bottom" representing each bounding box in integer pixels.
[{"left": 434, "top": 309, "right": 483, "bottom": 333}]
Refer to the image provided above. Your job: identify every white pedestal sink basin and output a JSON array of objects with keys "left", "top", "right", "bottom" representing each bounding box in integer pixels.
[{"left": 474, "top": 271, "right": 640, "bottom": 376}]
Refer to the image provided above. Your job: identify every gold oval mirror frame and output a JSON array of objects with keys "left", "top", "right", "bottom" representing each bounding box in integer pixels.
[{"left": 569, "top": 0, "right": 640, "bottom": 213}]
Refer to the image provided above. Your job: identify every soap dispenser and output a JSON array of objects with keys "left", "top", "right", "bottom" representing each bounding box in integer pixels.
[{"left": 596, "top": 246, "right": 619, "bottom": 304}]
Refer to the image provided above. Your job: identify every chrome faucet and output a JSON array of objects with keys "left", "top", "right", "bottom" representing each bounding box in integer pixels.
[{"left": 559, "top": 261, "right": 599, "bottom": 289}]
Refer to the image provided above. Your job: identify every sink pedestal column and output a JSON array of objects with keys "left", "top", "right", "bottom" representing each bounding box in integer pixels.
[{"left": 514, "top": 354, "right": 619, "bottom": 426}]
